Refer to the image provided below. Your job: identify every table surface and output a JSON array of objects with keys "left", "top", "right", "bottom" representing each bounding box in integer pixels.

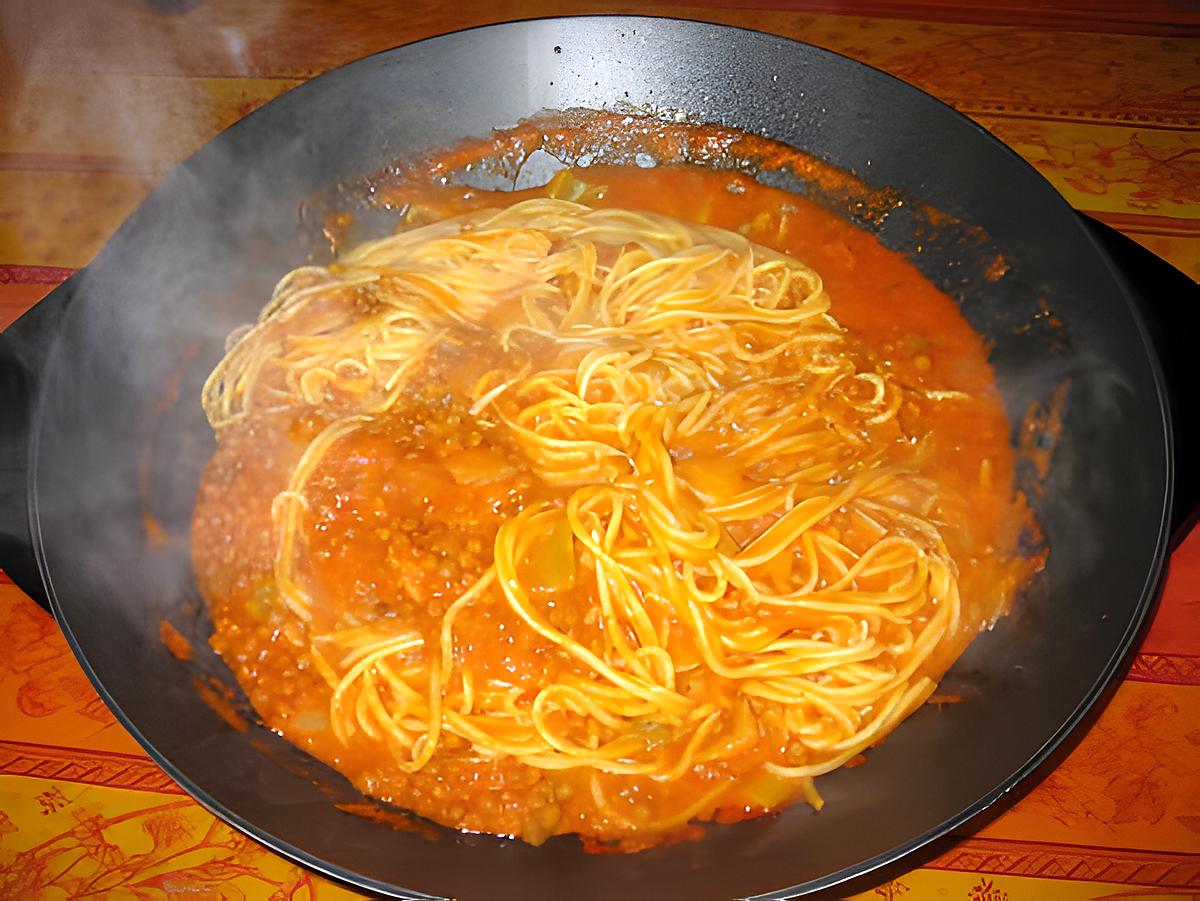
[{"left": 0, "top": 2, "right": 1197, "bottom": 898}]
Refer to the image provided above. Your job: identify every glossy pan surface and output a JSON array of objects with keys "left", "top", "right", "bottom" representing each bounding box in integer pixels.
[{"left": 0, "top": 17, "right": 1180, "bottom": 900}]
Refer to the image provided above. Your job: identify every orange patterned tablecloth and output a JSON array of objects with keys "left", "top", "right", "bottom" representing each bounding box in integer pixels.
[{"left": 0, "top": 2, "right": 1197, "bottom": 898}]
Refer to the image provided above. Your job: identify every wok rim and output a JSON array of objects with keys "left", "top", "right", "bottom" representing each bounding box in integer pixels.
[{"left": 23, "top": 14, "right": 1176, "bottom": 900}]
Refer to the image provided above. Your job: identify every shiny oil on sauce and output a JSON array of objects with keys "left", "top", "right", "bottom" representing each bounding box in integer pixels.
[{"left": 191, "top": 160, "right": 1037, "bottom": 851}]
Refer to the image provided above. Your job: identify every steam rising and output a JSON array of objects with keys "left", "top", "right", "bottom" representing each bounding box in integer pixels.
[
  {"left": 2, "top": 2, "right": 316, "bottom": 686},
  {"left": 2, "top": 18, "right": 1169, "bottom": 893},
  {"left": 0, "top": 0, "right": 297, "bottom": 268}
]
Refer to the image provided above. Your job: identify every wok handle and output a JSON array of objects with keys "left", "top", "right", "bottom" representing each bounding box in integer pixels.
[
  {"left": 0, "top": 280, "right": 76, "bottom": 612},
  {"left": 1078, "top": 215, "right": 1200, "bottom": 547}
]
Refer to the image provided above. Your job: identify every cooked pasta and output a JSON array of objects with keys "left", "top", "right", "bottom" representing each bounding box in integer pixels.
[{"left": 192, "top": 166, "right": 1034, "bottom": 850}]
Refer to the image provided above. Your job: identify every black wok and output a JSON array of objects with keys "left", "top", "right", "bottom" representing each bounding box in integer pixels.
[{"left": 1, "top": 17, "right": 1196, "bottom": 901}]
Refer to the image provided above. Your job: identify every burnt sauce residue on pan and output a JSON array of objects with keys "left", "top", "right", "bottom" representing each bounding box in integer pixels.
[{"left": 166, "top": 110, "right": 1053, "bottom": 849}]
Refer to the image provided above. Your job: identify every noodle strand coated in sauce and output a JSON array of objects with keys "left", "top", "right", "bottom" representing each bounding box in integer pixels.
[{"left": 192, "top": 164, "right": 1036, "bottom": 851}]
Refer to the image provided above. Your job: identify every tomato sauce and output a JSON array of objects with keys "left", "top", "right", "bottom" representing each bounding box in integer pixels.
[{"left": 192, "top": 146, "right": 1037, "bottom": 849}]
